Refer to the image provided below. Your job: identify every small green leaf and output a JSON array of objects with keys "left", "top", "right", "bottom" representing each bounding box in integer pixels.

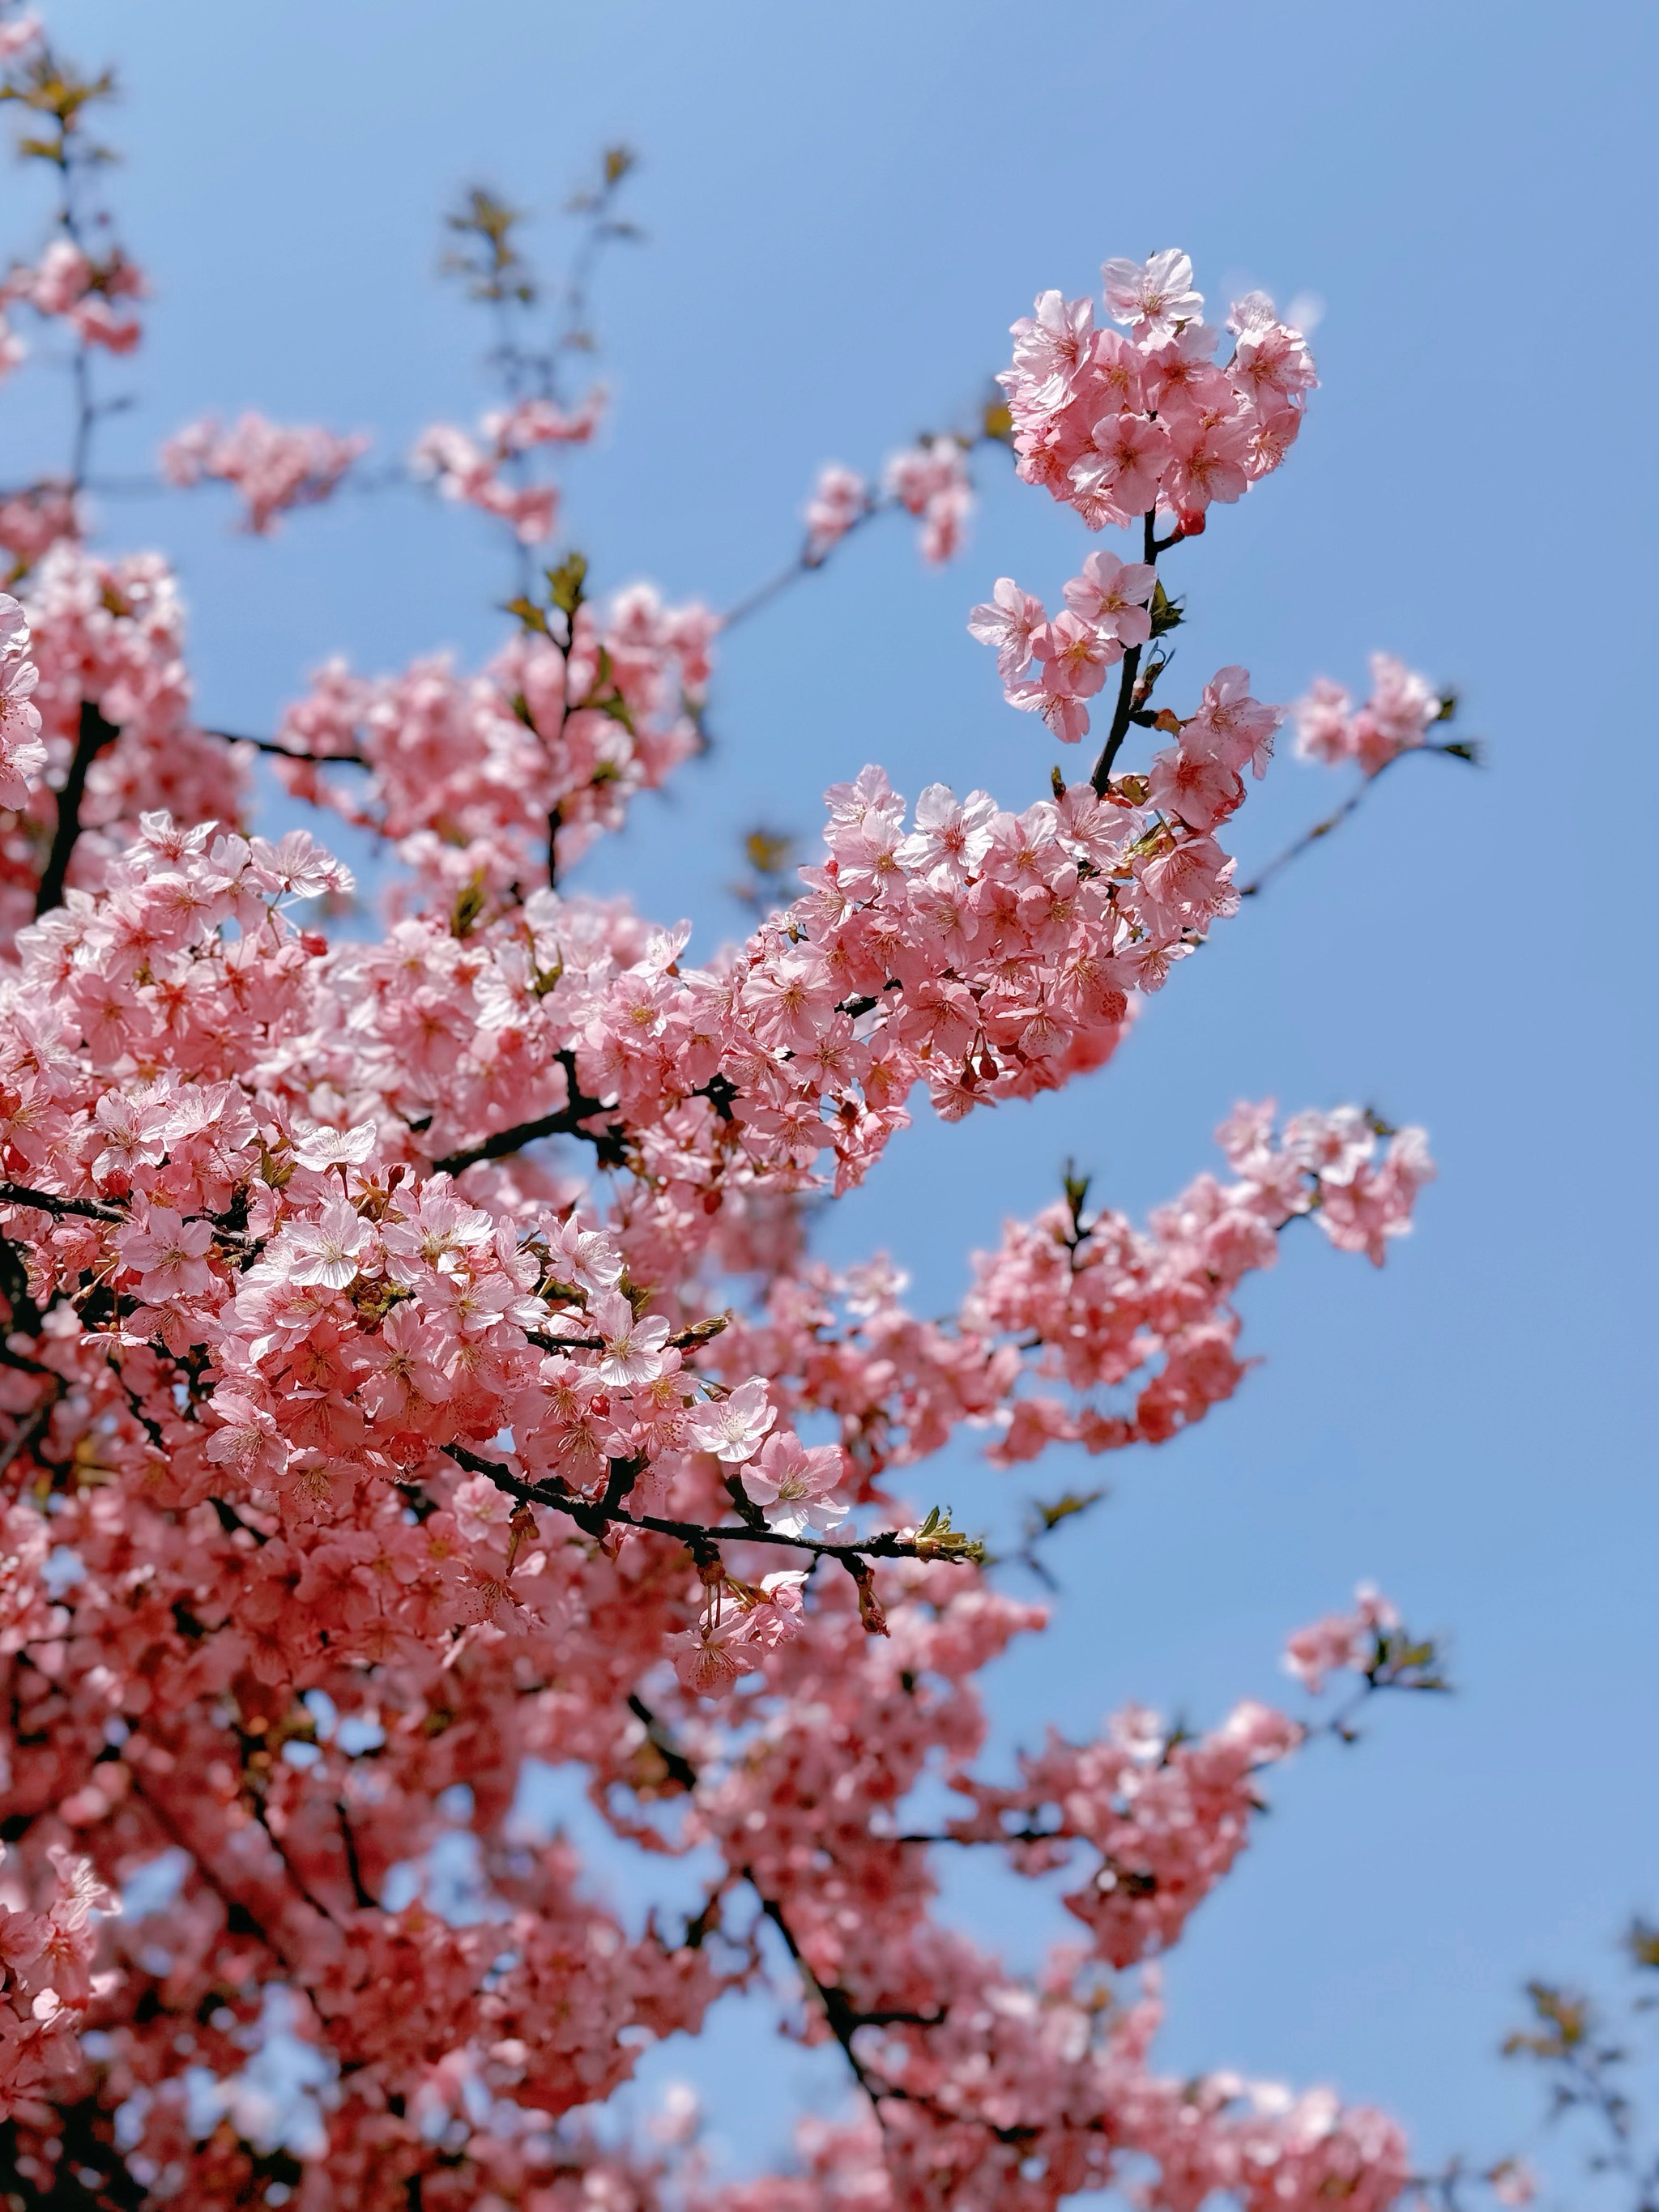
[
  {"left": 1148, "top": 580, "right": 1184, "bottom": 637},
  {"left": 547, "top": 551, "right": 588, "bottom": 617},
  {"left": 503, "top": 596, "right": 549, "bottom": 637}
]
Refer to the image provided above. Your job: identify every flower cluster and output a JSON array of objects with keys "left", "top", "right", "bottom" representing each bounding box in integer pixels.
[
  {"left": 1284, "top": 1583, "right": 1401, "bottom": 1694},
  {"left": 411, "top": 390, "right": 602, "bottom": 543},
  {"left": 884, "top": 436, "right": 975, "bottom": 562},
  {"left": 0, "top": 87, "right": 1461, "bottom": 2197},
  {"left": 999, "top": 249, "right": 1316, "bottom": 535},
  {"left": 0, "top": 479, "right": 79, "bottom": 575},
  {"left": 0, "top": 543, "right": 248, "bottom": 933},
  {"left": 966, "top": 1100, "right": 1432, "bottom": 1451},
  {"left": 802, "top": 436, "right": 975, "bottom": 568},
  {"left": 0, "top": 590, "right": 44, "bottom": 807},
  {"left": 160, "top": 411, "right": 370, "bottom": 534},
  {"left": 272, "top": 578, "right": 714, "bottom": 890},
  {"left": 1295, "top": 652, "right": 1448, "bottom": 777},
  {"left": 970, "top": 550, "right": 1160, "bottom": 748},
  {"left": 0, "top": 1844, "right": 117, "bottom": 2122},
  {"left": 714, "top": 2076, "right": 1410, "bottom": 2212},
  {"left": 676, "top": 1582, "right": 1414, "bottom": 2212},
  {"left": 944, "top": 1698, "right": 1304, "bottom": 1966},
  {"left": 282, "top": 735, "right": 1279, "bottom": 1287},
  {"left": 0, "top": 237, "right": 145, "bottom": 356},
  {"left": 804, "top": 459, "right": 870, "bottom": 558},
  {"left": 697, "top": 1101, "right": 1431, "bottom": 1495}
]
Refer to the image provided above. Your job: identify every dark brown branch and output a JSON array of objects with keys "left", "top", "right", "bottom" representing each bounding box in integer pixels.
[
  {"left": 625, "top": 1691, "right": 700, "bottom": 1791},
  {"left": 126, "top": 1766, "right": 287, "bottom": 1965},
  {"left": 895, "top": 1824, "right": 1064, "bottom": 1847},
  {"left": 36, "top": 699, "right": 120, "bottom": 916},
  {"left": 208, "top": 1495, "right": 269, "bottom": 1545},
  {"left": 620, "top": 1696, "right": 933, "bottom": 2117},
  {"left": 442, "top": 1440, "right": 978, "bottom": 1566},
  {"left": 246, "top": 1795, "right": 342, "bottom": 1930},
  {"left": 0, "top": 1182, "right": 122, "bottom": 1222},
  {"left": 201, "top": 725, "right": 371, "bottom": 768},
  {"left": 528, "top": 1312, "right": 729, "bottom": 1359},
  {"left": 1090, "top": 511, "right": 1162, "bottom": 796},
  {"left": 752, "top": 1889, "right": 903, "bottom": 2108},
  {"left": 431, "top": 1050, "right": 630, "bottom": 1174},
  {"left": 336, "top": 1800, "right": 378, "bottom": 1910}
]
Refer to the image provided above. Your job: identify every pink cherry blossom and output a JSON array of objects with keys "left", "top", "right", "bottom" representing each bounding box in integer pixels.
[
  {"left": 1101, "top": 247, "right": 1205, "bottom": 339},
  {"left": 1032, "top": 610, "right": 1124, "bottom": 699},
  {"left": 684, "top": 1378, "right": 777, "bottom": 1461},
  {"left": 1068, "top": 408, "right": 1171, "bottom": 523},
  {"left": 742, "top": 1428, "right": 847, "bottom": 1537},
  {"left": 1284, "top": 1583, "right": 1401, "bottom": 1693},
  {"left": 804, "top": 461, "right": 869, "bottom": 557},
  {"left": 1062, "top": 550, "right": 1158, "bottom": 642},
  {"left": 0, "top": 134, "right": 1461, "bottom": 2207},
  {"left": 160, "top": 412, "right": 368, "bottom": 533},
  {"left": 591, "top": 1289, "right": 672, "bottom": 1387},
  {"left": 284, "top": 1197, "right": 374, "bottom": 1289},
  {"left": 967, "top": 577, "right": 1047, "bottom": 680},
  {"left": 0, "top": 590, "right": 45, "bottom": 806},
  {"left": 114, "top": 1204, "right": 218, "bottom": 1302}
]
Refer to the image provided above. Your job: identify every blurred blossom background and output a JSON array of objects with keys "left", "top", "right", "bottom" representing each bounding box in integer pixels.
[{"left": 15, "top": 0, "right": 1657, "bottom": 2189}]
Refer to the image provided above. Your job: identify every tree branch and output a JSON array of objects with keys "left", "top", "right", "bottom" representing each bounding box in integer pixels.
[
  {"left": 430, "top": 1050, "right": 630, "bottom": 1174},
  {"left": 621, "top": 1695, "right": 940, "bottom": 2124},
  {"left": 36, "top": 699, "right": 120, "bottom": 916},
  {"left": 1239, "top": 740, "right": 1480, "bottom": 900},
  {"left": 0, "top": 1182, "right": 122, "bottom": 1222},
  {"left": 720, "top": 424, "right": 1006, "bottom": 633},
  {"left": 442, "top": 1441, "right": 979, "bottom": 1566},
  {"left": 200, "top": 725, "right": 371, "bottom": 769},
  {"left": 126, "top": 1766, "right": 288, "bottom": 1966},
  {"left": 721, "top": 498, "right": 889, "bottom": 631},
  {"left": 1090, "top": 510, "right": 1161, "bottom": 796},
  {"left": 336, "top": 1799, "right": 378, "bottom": 1911}
]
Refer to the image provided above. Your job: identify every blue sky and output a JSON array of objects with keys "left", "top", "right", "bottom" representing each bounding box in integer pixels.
[{"left": 21, "top": 0, "right": 1659, "bottom": 2193}]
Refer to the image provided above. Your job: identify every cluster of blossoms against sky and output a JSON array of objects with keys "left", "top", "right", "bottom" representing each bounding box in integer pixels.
[{"left": 0, "top": 113, "right": 1461, "bottom": 2212}]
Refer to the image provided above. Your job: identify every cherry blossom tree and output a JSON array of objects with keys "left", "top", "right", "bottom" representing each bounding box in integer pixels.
[{"left": 0, "top": 12, "right": 1511, "bottom": 2209}]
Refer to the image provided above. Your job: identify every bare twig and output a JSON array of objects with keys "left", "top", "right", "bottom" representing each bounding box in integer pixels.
[
  {"left": 1240, "top": 741, "right": 1480, "bottom": 900},
  {"left": 201, "top": 725, "right": 372, "bottom": 769}
]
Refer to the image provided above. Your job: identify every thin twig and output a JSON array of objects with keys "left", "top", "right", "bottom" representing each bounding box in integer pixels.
[
  {"left": 721, "top": 499, "right": 890, "bottom": 631},
  {"left": 201, "top": 726, "right": 371, "bottom": 769},
  {"left": 1240, "top": 741, "right": 1480, "bottom": 900}
]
